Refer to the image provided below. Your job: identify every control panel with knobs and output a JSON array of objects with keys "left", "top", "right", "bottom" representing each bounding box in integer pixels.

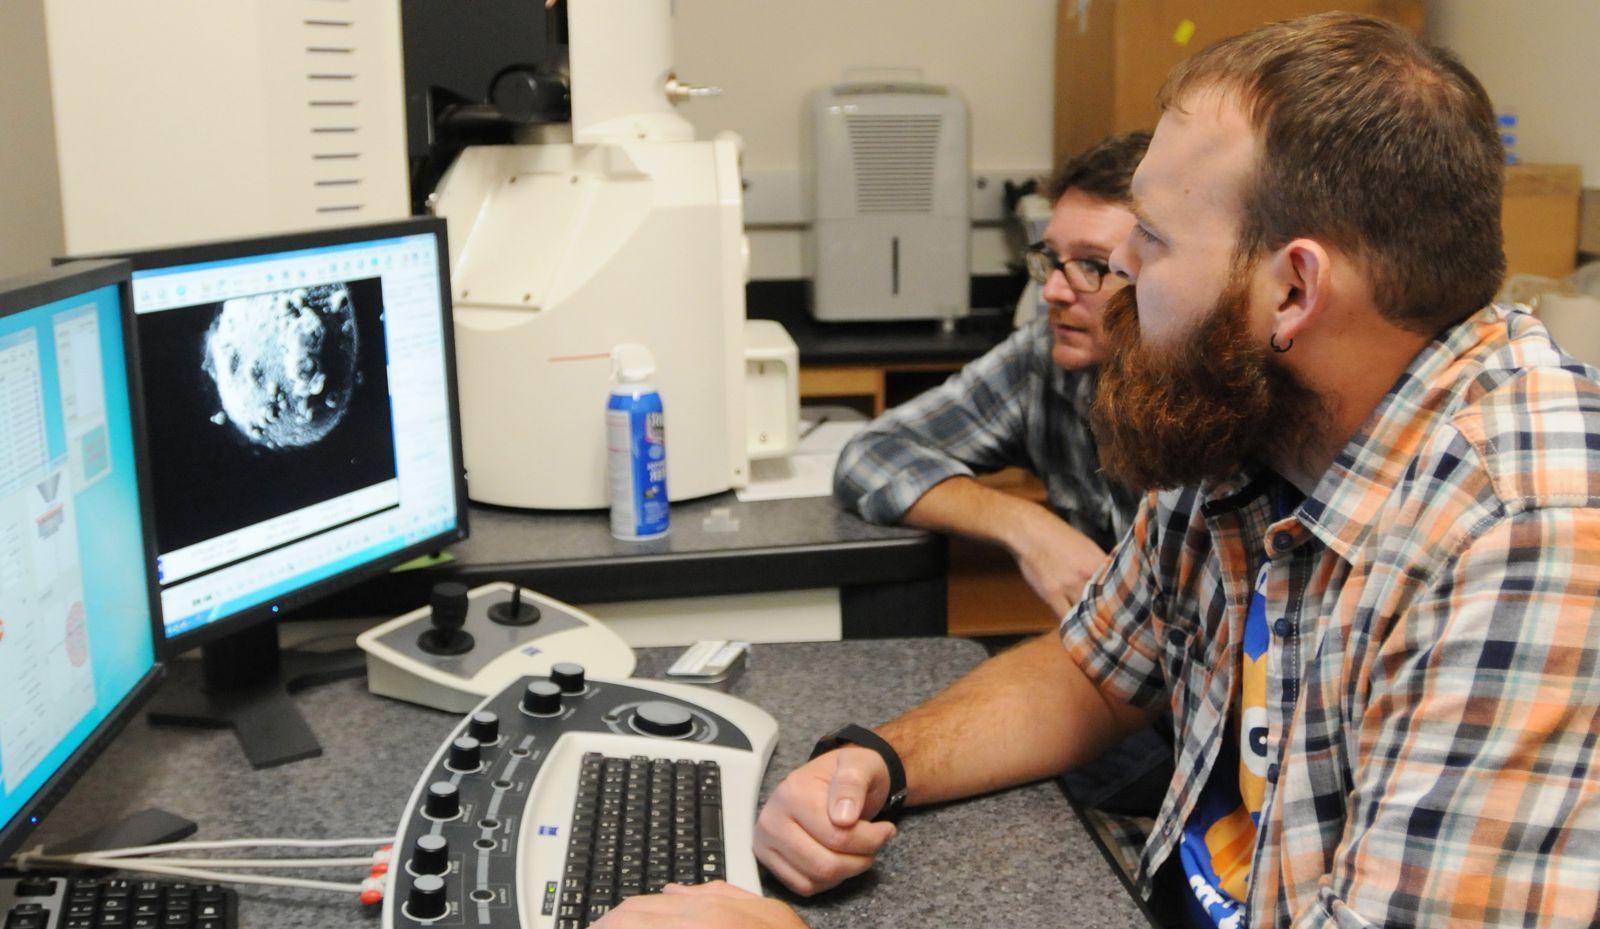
[{"left": 381, "top": 666, "right": 778, "bottom": 928}]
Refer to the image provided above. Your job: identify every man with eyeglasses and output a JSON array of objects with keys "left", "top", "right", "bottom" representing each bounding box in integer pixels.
[{"left": 832, "top": 131, "right": 1151, "bottom": 619}]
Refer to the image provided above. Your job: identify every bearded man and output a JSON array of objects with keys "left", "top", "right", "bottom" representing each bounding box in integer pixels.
[{"left": 596, "top": 13, "right": 1600, "bottom": 929}]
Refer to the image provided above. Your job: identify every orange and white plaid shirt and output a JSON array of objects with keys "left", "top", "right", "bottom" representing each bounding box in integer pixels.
[{"left": 1061, "top": 304, "right": 1600, "bottom": 928}]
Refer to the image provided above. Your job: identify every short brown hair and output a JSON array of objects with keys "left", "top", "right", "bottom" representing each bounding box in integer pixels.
[
  {"left": 1159, "top": 12, "right": 1505, "bottom": 333},
  {"left": 1045, "top": 131, "right": 1152, "bottom": 204}
]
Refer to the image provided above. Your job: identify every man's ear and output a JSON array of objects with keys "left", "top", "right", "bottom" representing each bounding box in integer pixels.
[{"left": 1268, "top": 239, "right": 1332, "bottom": 348}]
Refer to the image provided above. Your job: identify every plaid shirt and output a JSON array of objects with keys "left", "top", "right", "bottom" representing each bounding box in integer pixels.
[
  {"left": 833, "top": 317, "right": 1137, "bottom": 550},
  {"left": 1061, "top": 304, "right": 1600, "bottom": 928}
]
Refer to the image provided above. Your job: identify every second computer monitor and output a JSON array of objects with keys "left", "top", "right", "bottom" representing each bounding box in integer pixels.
[
  {"left": 116, "top": 218, "right": 468, "bottom": 652},
  {"left": 0, "top": 260, "right": 163, "bottom": 862}
]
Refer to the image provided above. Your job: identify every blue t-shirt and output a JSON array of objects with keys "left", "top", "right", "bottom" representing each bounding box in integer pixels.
[{"left": 1178, "top": 489, "right": 1293, "bottom": 927}]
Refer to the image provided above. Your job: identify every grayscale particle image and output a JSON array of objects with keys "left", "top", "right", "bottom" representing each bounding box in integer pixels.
[{"left": 202, "top": 284, "right": 359, "bottom": 449}]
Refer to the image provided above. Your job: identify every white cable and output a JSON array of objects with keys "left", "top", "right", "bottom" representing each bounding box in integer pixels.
[
  {"left": 55, "top": 837, "right": 394, "bottom": 860},
  {"left": 46, "top": 855, "right": 379, "bottom": 870},
  {"left": 16, "top": 853, "right": 363, "bottom": 894}
]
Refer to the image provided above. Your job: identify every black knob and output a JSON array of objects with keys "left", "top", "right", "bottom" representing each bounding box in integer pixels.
[
  {"left": 550, "top": 662, "right": 586, "bottom": 693},
  {"left": 411, "top": 834, "right": 449, "bottom": 875},
  {"left": 467, "top": 711, "right": 500, "bottom": 744},
  {"left": 418, "top": 582, "right": 474, "bottom": 656},
  {"left": 408, "top": 873, "right": 448, "bottom": 920},
  {"left": 521, "top": 680, "right": 562, "bottom": 715},
  {"left": 634, "top": 701, "right": 693, "bottom": 738},
  {"left": 448, "top": 736, "right": 481, "bottom": 772},
  {"left": 424, "top": 781, "right": 460, "bottom": 820}
]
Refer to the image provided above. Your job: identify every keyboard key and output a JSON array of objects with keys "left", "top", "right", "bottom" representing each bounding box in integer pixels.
[{"left": 13, "top": 877, "right": 57, "bottom": 897}]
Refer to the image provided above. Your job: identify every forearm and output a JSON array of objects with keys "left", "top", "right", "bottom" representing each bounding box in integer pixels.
[
  {"left": 876, "top": 632, "right": 1154, "bottom": 806},
  {"left": 902, "top": 476, "right": 1056, "bottom": 554}
]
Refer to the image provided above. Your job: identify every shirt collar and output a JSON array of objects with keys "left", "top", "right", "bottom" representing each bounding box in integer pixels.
[{"left": 1295, "top": 304, "right": 1509, "bottom": 562}]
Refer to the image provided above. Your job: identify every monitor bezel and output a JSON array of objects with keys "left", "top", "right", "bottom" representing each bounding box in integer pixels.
[
  {"left": 65, "top": 218, "right": 471, "bottom": 659},
  {"left": 0, "top": 259, "right": 167, "bottom": 864}
]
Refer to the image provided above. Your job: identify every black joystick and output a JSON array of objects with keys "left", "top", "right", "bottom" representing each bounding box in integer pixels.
[
  {"left": 488, "top": 584, "right": 541, "bottom": 626},
  {"left": 418, "top": 582, "right": 475, "bottom": 656},
  {"left": 550, "top": 662, "right": 586, "bottom": 693},
  {"left": 467, "top": 711, "right": 500, "bottom": 744},
  {"left": 634, "top": 701, "right": 694, "bottom": 738},
  {"left": 521, "top": 680, "right": 562, "bottom": 716},
  {"left": 411, "top": 834, "right": 449, "bottom": 875},
  {"left": 408, "top": 874, "right": 448, "bottom": 920}
]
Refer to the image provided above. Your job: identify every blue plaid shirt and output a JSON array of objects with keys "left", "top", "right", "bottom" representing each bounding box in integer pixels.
[{"left": 833, "top": 317, "right": 1137, "bottom": 550}]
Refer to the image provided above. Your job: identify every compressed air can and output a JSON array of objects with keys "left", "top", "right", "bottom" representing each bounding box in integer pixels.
[{"left": 607, "top": 343, "right": 669, "bottom": 540}]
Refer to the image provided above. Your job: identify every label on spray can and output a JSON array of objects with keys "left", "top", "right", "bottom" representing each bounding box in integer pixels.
[{"left": 607, "top": 389, "right": 669, "bottom": 540}]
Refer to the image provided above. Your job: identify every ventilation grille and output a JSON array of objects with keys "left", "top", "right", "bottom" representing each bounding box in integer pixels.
[
  {"left": 303, "top": 1, "right": 366, "bottom": 217},
  {"left": 846, "top": 114, "right": 942, "bottom": 213}
]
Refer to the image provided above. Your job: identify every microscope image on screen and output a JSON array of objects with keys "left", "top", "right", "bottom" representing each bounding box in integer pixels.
[
  {"left": 203, "top": 283, "right": 361, "bottom": 450},
  {"left": 136, "top": 277, "right": 398, "bottom": 555}
]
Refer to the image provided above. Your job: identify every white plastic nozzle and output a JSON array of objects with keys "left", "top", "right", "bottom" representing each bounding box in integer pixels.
[{"left": 611, "top": 343, "right": 657, "bottom": 383}]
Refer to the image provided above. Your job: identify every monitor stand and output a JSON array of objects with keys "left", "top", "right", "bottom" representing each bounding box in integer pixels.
[
  {"left": 42, "top": 809, "right": 199, "bottom": 856},
  {"left": 145, "top": 622, "right": 366, "bottom": 770}
]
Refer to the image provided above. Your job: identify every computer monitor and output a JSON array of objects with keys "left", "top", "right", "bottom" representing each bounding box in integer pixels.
[
  {"left": 0, "top": 260, "right": 164, "bottom": 864},
  {"left": 71, "top": 218, "right": 469, "bottom": 769}
]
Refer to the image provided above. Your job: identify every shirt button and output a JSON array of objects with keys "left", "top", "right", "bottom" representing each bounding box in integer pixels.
[
  {"left": 1272, "top": 531, "right": 1295, "bottom": 552},
  {"left": 1267, "top": 763, "right": 1280, "bottom": 784},
  {"left": 1272, "top": 617, "right": 1291, "bottom": 637}
]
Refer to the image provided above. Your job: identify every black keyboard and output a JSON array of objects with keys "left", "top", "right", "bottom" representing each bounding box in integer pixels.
[
  {"left": 557, "top": 753, "right": 726, "bottom": 928},
  {"left": 0, "top": 876, "right": 237, "bottom": 929}
]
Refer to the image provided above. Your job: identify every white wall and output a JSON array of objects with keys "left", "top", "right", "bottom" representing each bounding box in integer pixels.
[
  {"left": 1427, "top": 0, "right": 1600, "bottom": 182},
  {"left": 672, "top": 0, "right": 1057, "bottom": 280},
  {"left": 0, "top": 0, "right": 64, "bottom": 279}
]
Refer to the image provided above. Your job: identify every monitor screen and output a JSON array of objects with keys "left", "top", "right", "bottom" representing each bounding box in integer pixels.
[
  {"left": 0, "top": 261, "right": 162, "bottom": 862},
  {"left": 119, "top": 220, "right": 467, "bottom": 650}
]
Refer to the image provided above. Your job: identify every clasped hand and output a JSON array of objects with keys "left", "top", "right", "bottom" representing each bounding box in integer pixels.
[{"left": 753, "top": 746, "right": 899, "bottom": 895}]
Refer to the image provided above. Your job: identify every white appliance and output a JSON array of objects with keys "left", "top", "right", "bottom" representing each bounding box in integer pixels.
[
  {"left": 806, "top": 76, "right": 970, "bottom": 322},
  {"left": 5, "top": 0, "right": 411, "bottom": 269},
  {"left": 432, "top": 0, "right": 797, "bottom": 509}
]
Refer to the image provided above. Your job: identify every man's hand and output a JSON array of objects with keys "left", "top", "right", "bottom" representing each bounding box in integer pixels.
[
  {"left": 1006, "top": 511, "right": 1108, "bottom": 617},
  {"left": 593, "top": 881, "right": 809, "bottom": 929},
  {"left": 753, "top": 747, "right": 899, "bottom": 895},
  {"left": 903, "top": 477, "right": 1108, "bottom": 617}
]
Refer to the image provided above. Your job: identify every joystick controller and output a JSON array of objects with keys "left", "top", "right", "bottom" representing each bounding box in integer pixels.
[
  {"left": 416, "top": 583, "right": 474, "bottom": 656},
  {"left": 359, "top": 581, "right": 636, "bottom": 712}
]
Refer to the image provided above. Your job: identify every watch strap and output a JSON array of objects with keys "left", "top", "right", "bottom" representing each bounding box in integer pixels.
[{"left": 810, "top": 724, "right": 908, "bottom": 822}]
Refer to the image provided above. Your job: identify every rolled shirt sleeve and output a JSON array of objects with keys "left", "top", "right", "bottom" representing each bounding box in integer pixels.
[{"left": 833, "top": 322, "right": 1042, "bottom": 525}]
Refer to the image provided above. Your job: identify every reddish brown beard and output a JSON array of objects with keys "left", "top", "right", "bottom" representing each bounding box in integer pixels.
[{"left": 1090, "top": 270, "right": 1323, "bottom": 492}]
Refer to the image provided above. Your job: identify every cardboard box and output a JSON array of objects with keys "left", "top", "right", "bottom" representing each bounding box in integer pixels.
[
  {"left": 1580, "top": 188, "right": 1600, "bottom": 256},
  {"left": 1053, "top": 0, "right": 1425, "bottom": 162},
  {"left": 1503, "top": 164, "right": 1582, "bottom": 279}
]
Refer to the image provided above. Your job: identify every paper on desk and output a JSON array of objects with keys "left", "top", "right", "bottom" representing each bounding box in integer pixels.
[{"left": 735, "top": 417, "right": 866, "bottom": 502}]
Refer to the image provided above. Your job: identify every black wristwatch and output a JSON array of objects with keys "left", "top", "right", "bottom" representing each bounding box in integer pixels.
[{"left": 810, "top": 724, "right": 908, "bottom": 822}]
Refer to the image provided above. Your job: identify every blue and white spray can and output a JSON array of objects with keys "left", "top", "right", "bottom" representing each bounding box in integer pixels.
[{"left": 607, "top": 343, "right": 669, "bottom": 540}]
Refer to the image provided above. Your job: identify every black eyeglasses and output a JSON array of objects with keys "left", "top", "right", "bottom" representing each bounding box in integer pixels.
[{"left": 1023, "top": 244, "right": 1112, "bottom": 294}]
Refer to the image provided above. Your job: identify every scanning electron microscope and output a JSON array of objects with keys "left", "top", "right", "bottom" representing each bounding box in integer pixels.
[{"left": 419, "top": 0, "right": 799, "bottom": 509}]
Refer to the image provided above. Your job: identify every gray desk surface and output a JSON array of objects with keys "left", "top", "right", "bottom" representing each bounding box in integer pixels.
[
  {"left": 316, "top": 494, "right": 949, "bottom": 637},
  {"left": 27, "top": 639, "right": 1144, "bottom": 929}
]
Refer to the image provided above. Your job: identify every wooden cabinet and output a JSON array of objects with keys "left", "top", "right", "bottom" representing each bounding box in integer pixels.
[{"left": 946, "top": 469, "right": 1063, "bottom": 637}]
